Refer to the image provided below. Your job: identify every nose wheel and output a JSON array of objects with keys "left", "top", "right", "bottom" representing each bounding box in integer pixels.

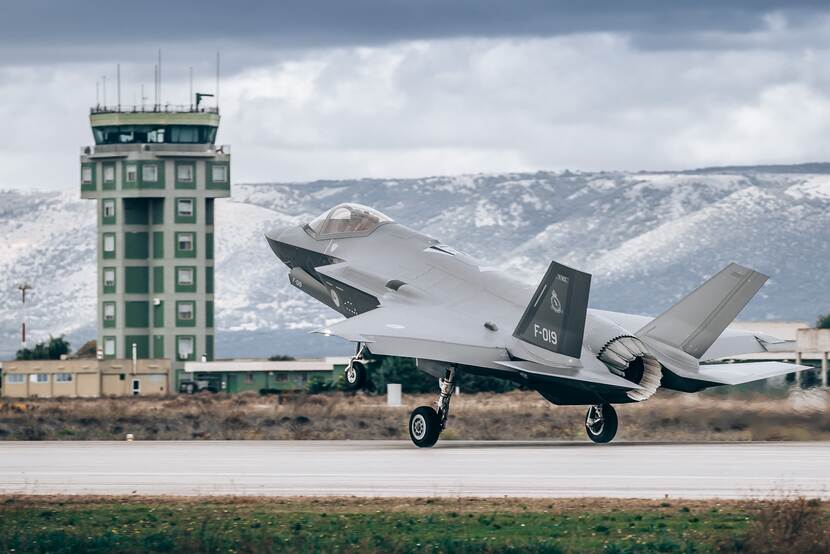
[
  {"left": 344, "top": 359, "right": 367, "bottom": 390},
  {"left": 585, "top": 403, "right": 618, "bottom": 443}
]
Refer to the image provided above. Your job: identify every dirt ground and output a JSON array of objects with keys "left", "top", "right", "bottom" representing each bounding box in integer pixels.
[{"left": 1, "top": 389, "right": 829, "bottom": 441}]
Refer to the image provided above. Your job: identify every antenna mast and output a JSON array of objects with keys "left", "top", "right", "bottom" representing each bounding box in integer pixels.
[
  {"left": 102, "top": 75, "right": 107, "bottom": 107},
  {"left": 189, "top": 66, "right": 194, "bottom": 109},
  {"left": 216, "top": 51, "right": 220, "bottom": 110},
  {"left": 116, "top": 64, "right": 121, "bottom": 110},
  {"left": 158, "top": 49, "right": 162, "bottom": 109}
]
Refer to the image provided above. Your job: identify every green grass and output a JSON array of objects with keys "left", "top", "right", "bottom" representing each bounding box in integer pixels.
[{"left": 0, "top": 496, "right": 795, "bottom": 553}]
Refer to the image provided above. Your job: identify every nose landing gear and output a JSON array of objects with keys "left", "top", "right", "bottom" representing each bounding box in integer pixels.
[
  {"left": 585, "top": 403, "right": 618, "bottom": 443},
  {"left": 344, "top": 343, "right": 369, "bottom": 390},
  {"left": 409, "top": 366, "right": 456, "bottom": 448}
]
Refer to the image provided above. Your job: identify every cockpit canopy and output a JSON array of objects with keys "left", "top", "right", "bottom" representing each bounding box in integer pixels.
[{"left": 305, "top": 203, "right": 393, "bottom": 239}]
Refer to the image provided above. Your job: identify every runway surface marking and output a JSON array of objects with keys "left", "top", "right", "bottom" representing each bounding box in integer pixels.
[{"left": 1, "top": 441, "right": 828, "bottom": 499}]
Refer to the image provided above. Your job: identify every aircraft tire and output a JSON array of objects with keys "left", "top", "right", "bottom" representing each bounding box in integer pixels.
[
  {"left": 585, "top": 403, "right": 618, "bottom": 444},
  {"left": 344, "top": 360, "right": 367, "bottom": 390},
  {"left": 409, "top": 406, "right": 441, "bottom": 447}
]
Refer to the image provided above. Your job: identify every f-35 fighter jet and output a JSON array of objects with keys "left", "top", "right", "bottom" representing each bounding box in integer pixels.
[{"left": 266, "top": 203, "right": 807, "bottom": 447}]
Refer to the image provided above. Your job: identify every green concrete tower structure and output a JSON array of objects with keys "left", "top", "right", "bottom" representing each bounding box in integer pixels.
[{"left": 80, "top": 105, "right": 230, "bottom": 390}]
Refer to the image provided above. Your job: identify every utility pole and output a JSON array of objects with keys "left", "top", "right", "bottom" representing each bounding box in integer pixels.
[{"left": 17, "top": 282, "right": 32, "bottom": 346}]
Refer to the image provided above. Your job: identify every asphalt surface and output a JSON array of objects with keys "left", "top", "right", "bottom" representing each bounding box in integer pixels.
[{"left": 1, "top": 441, "right": 828, "bottom": 499}]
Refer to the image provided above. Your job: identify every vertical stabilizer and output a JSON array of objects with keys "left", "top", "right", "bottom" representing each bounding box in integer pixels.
[{"left": 513, "top": 261, "right": 591, "bottom": 359}]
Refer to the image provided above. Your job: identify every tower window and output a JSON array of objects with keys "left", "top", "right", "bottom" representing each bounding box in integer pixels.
[
  {"left": 103, "top": 302, "right": 116, "bottom": 321},
  {"left": 177, "top": 302, "right": 194, "bottom": 321},
  {"left": 177, "top": 267, "right": 194, "bottom": 286},
  {"left": 177, "top": 233, "right": 194, "bottom": 251},
  {"left": 177, "top": 164, "right": 194, "bottom": 183},
  {"left": 211, "top": 165, "right": 228, "bottom": 183},
  {"left": 103, "top": 268, "right": 116, "bottom": 288},
  {"left": 177, "top": 336, "right": 194, "bottom": 360},
  {"left": 103, "top": 165, "right": 115, "bottom": 183},
  {"left": 103, "top": 233, "right": 116, "bottom": 253},
  {"left": 104, "top": 336, "right": 116, "bottom": 356},
  {"left": 142, "top": 164, "right": 159, "bottom": 182},
  {"left": 125, "top": 164, "right": 138, "bottom": 183},
  {"left": 177, "top": 198, "right": 194, "bottom": 217},
  {"left": 81, "top": 166, "right": 93, "bottom": 184},
  {"left": 103, "top": 199, "right": 115, "bottom": 218}
]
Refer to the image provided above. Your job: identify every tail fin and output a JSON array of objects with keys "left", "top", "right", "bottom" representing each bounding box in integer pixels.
[
  {"left": 637, "top": 263, "right": 767, "bottom": 359},
  {"left": 513, "top": 261, "right": 591, "bottom": 359}
]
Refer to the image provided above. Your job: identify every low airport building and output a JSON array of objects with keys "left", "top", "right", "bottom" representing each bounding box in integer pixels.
[
  {"left": 1, "top": 358, "right": 171, "bottom": 398},
  {"left": 181, "top": 357, "right": 351, "bottom": 393},
  {"left": 0, "top": 357, "right": 349, "bottom": 398}
]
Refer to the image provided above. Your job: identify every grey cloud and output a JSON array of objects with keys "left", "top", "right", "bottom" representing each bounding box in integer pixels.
[{"left": 2, "top": 0, "right": 828, "bottom": 61}]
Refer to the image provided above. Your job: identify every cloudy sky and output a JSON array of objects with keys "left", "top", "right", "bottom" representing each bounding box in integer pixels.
[{"left": 3, "top": 1, "right": 830, "bottom": 190}]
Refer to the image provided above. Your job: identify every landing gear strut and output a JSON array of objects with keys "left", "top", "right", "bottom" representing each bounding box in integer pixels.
[
  {"left": 585, "top": 403, "right": 618, "bottom": 443},
  {"left": 409, "top": 366, "right": 456, "bottom": 448},
  {"left": 344, "top": 343, "right": 369, "bottom": 390}
]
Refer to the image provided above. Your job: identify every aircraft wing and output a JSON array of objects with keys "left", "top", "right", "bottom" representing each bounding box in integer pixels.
[{"left": 313, "top": 302, "right": 510, "bottom": 364}]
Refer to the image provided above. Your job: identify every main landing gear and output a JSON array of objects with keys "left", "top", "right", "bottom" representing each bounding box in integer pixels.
[
  {"left": 343, "top": 343, "right": 369, "bottom": 390},
  {"left": 584, "top": 403, "right": 618, "bottom": 443},
  {"left": 409, "top": 366, "right": 456, "bottom": 448}
]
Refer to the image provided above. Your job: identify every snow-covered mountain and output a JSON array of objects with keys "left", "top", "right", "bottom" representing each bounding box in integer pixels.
[{"left": 1, "top": 166, "right": 828, "bottom": 359}]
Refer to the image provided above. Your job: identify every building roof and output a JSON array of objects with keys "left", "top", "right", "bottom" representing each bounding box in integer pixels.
[{"left": 184, "top": 357, "right": 352, "bottom": 373}]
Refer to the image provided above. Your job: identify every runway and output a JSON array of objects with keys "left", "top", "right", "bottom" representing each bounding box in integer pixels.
[{"left": 1, "top": 441, "right": 828, "bottom": 499}]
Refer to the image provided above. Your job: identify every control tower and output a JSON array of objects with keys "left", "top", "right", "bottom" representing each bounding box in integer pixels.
[{"left": 80, "top": 100, "right": 230, "bottom": 389}]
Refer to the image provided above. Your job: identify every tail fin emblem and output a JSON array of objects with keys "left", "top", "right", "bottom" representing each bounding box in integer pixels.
[{"left": 550, "top": 290, "right": 563, "bottom": 314}]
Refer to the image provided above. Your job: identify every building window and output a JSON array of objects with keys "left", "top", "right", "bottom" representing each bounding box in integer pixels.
[
  {"left": 211, "top": 164, "right": 228, "bottom": 183},
  {"left": 177, "top": 267, "right": 194, "bottom": 286},
  {"left": 177, "top": 233, "right": 194, "bottom": 251},
  {"left": 177, "top": 164, "right": 194, "bottom": 183},
  {"left": 177, "top": 198, "right": 193, "bottom": 217},
  {"left": 103, "top": 268, "right": 116, "bottom": 288},
  {"left": 55, "top": 373, "right": 73, "bottom": 383},
  {"left": 30, "top": 374, "right": 49, "bottom": 383},
  {"left": 81, "top": 166, "right": 93, "bottom": 184},
  {"left": 103, "top": 165, "right": 115, "bottom": 183},
  {"left": 103, "top": 233, "right": 115, "bottom": 253},
  {"left": 142, "top": 164, "right": 159, "bottom": 182},
  {"left": 125, "top": 164, "right": 138, "bottom": 183},
  {"left": 177, "top": 336, "right": 194, "bottom": 360},
  {"left": 6, "top": 374, "right": 24, "bottom": 384},
  {"left": 103, "top": 302, "right": 116, "bottom": 322},
  {"left": 103, "top": 199, "right": 115, "bottom": 218},
  {"left": 177, "top": 302, "right": 194, "bottom": 321},
  {"left": 104, "top": 336, "right": 116, "bottom": 356}
]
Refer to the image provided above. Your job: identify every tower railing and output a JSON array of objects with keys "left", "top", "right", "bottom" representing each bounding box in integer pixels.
[{"left": 90, "top": 104, "right": 219, "bottom": 115}]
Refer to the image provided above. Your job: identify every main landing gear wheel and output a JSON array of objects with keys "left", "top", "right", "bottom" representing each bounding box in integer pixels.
[
  {"left": 344, "top": 360, "right": 367, "bottom": 390},
  {"left": 409, "top": 406, "right": 441, "bottom": 448},
  {"left": 408, "top": 365, "right": 458, "bottom": 448},
  {"left": 585, "top": 403, "right": 618, "bottom": 444}
]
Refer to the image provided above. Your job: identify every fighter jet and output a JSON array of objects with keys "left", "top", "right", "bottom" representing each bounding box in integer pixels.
[{"left": 266, "top": 203, "right": 807, "bottom": 447}]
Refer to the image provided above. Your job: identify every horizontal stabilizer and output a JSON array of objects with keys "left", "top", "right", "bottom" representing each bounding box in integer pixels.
[
  {"left": 638, "top": 263, "right": 767, "bottom": 359},
  {"left": 513, "top": 261, "right": 591, "bottom": 359},
  {"left": 494, "top": 360, "right": 645, "bottom": 390},
  {"left": 695, "top": 362, "right": 809, "bottom": 386}
]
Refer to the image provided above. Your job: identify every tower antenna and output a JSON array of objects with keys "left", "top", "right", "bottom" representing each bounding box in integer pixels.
[
  {"left": 189, "top": 66, "right": 193, "bottom": 109},
  {"left": 117, "top": 64, "right": 121, "bottom": 110},
  {"left": 158, "top": 49, "right": 162, "bottom": 109},
  {"left": 216, "top": 51, "right": 220, "bottom": 110},
  {"left": 153, "top": 63, "right": 158, "bottom": 110},
  {"left": 96, "top": 80, "right": 100, "bottom": 108},
  {"left": 102, "top": 75, "right": 107, "bottom": 108}
]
